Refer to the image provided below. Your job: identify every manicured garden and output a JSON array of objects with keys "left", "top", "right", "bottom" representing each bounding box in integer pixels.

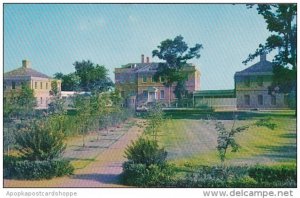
[{"left": 121, "top": 109, "right": 297, "bottom": 187}]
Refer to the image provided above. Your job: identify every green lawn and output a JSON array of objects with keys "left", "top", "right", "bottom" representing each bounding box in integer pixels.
[{"left": 157, "top": 110, "right": 296, "bottom": 168}]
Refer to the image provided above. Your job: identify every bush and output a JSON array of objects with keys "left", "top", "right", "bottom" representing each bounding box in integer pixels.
[
  {"left": 121, "top": 161, "right": 176, "bottom": 187},
  {"left": 177, "top": 165, "right": 296, "bottom": 188},
  {"left": 228, "top": 176, "right": 258, "bottom": 187},
  {"left": 248, "top": 165, "right": 296, "bottom": 183},
  {"left": 15, "top": 119, "right": 66, "bottom": 161},
  {"left": 4, "top": 156, "right": 74, "bottom": 180},
  {"left": 124, "top": 138, "right": 167, "bottom": 166},
  {"left": 178, "top": 166, "right": 248, "bottom": 187}
]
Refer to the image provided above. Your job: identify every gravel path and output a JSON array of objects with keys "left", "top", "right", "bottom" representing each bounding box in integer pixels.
[{"left": 4, "top": 118, "right": 144, "bottom": 188}]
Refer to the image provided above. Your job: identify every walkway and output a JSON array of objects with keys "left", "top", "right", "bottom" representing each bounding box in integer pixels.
[{"left": 4, "top": 118, "right": 144, "bottom": 187}]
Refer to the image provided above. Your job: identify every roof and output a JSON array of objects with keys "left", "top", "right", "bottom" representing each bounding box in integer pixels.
[
  {"left": 193, "top": 89, "right": 235, "bottom": 98},
  {"left": 4, "top": 67, "right": 51, "bottom": 79},
  {"left": 235, "top": 60, "right": 274, "bottom": 76},
  {"left": 116, "top": 62, "right": 196, "bottom": 73}
]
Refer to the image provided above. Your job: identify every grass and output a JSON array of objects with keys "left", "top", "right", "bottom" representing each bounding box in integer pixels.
[{"left": 156, "top": 110, "right": 296, "bottom": 168}]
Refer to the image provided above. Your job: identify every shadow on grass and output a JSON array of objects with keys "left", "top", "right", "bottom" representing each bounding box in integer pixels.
[
  {"left": 70, "top": 173, "right": 120, "bottom": 185},
  {"left": 256, "top": 144, "right": 297, "bottom": 160},
  {"left": 163, "top": 110, "right": 296, "bottom": 120},
  {"left": 278, "top": 133, "right": 297, "bottom": 139}
]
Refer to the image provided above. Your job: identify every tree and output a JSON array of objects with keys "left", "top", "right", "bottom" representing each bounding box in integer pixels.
[
  {"left": 243, "top": 4, "right": 296, "bottom": 107},
  {"left": 50, "top": 80, "right": 59, "bottom": 96},
  {"left": 215, "top": 115, "right": 277, "bottom": 163},
  {"left": 152, "top": 35, "right": 203, "bottom": 105},
  {"left": 4, "top": 84, "right": 36, "bottom": 119},
  {"left": 54, "top": 72, "right": 80, "bottom": 91},
  {"left": 73, "top": 60, "right": 113, "bottom": 92},
  {"left": 145, "top": 103, "right": 164, "bottom": 141},
  {"left": 74, "top": 94, "right": 93, "bottom": 147}
]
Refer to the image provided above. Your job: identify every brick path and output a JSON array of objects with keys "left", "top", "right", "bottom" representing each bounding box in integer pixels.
[{"left": 4, "top": 119, "right": 144, "bottom": 187}]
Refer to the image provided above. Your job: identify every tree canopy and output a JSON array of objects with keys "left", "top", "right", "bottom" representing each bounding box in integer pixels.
[
  {"left": 243, "top": 4, "right": 296, "bottom": 95},
  {"left": 54, "top": 60, "right": 113, "bottom": 93},
  {"left": 152, "top": 35, "right": 203, "bottom": 101}
]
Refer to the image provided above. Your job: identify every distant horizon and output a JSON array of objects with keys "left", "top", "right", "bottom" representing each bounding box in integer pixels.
[{"left": 4, "top": 3, "right": 276, "bottom": 90}]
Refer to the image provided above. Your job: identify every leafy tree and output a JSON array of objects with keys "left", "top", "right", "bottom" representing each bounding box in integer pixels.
[
  {"left": 50, "top": 80, "right": 59, "bottom": 96},
  {"left": 152, "top": 35, "right": 203, "bottom": 105},
  {"left": 54, "top": 72, "right": 80, "bottom": 91},
  {"left": 53, "top": 72, "right": 64, "bottom": 79},
  {"left": 214, "top": 115, "right": 277, "bottom": 163},
  {"left": 243, "top": 4, "right": 296, "bottom": 107},
  {"left": 74, "top": 94, "right": 93, "bottom": 147},
  {"left": 4, "top": 84, "right": 36, "bottom": 119},
  {"left": 73, "top": 60, "right": 113, "bottom": 92},
  {"left": 145, "top": 103, "right": 164, "bottom": 141},
  {"left": 215, "top": 120, "right": 249, "bottom": 163}
]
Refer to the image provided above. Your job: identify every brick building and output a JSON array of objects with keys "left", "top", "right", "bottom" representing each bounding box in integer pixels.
[{"left": 115, "top": 55, "right": 200, "bottom": 109}]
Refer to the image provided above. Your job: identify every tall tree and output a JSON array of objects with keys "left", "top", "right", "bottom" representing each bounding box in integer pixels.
[
  {"left": 152, "top": 35, "right": 203, "bottom": 105},
  {"left": 243, "top": 4, "right": 296, "bottom": 107}
]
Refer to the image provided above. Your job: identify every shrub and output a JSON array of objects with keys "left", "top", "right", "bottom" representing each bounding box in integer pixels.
[
  {"left": 124, "top": 138, "right": 167, "bottom": 166},
  {"left": 4, "top": 156, "right": 74, "bottom": 180},
  {"left": 178, "top": 166, "right": 248, "bottom": 187},
  {"left": 121, "top": 161, "right": 176, "bottom": 187},
  {"left": 228, "top": 176, "right": 258, "bottom": 187},
  {"left": 177, "top": 165, "right": 296, "bottom": 188},
  {"left": 15, "top": 119, "right": 66, "bottom": 161},
  {"left": 248, "top": 165, "right": 296, "bottom": 183}
]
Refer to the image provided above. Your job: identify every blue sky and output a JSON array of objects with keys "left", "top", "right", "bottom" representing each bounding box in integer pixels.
[{"left": 4, "top": 4, "right": 275, "bottom": 90}]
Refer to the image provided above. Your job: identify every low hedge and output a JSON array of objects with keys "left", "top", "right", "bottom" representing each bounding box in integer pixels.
[
  {"left": 248, "top": 164, "right": 296, "bottom": 183},
  {"left": 178, "top": 165, "right": 297, "bottom": 188},
  {"left": 4, "top": 155, "right": 74, "bottom": 180}
]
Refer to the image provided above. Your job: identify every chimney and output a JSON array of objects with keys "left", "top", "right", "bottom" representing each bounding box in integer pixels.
[
  {"left": 146, "top": 56, "right": 150, "bottom": 63},
  {"left": 22, "top": 60, "right": 31, "bottom": 68},
  {"left": 141, "top": 54, "right": 145, "bottom": 63},
  {"left": 260, "top": 52, "right": 267, "bottom": 62}
]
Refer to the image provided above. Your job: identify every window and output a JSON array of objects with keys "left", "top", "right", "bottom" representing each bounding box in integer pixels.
[
  {"left": 142, "top": 75, "right": 147, "bottom": 83},
  {"left": 284, "top": 94, "right": 289, "bottom": 105},
  {"left": 40, "top": 82, "right": 43, "bottom": 89},
  {"left": 244, "top": 95, "right": 250, "bottom": 105},
  {"left": 257, "top": 76, "right": 263, "bottom": 86},
  {"left": 40, "top": 97, "right": 43, "bottom": 104},
  {"left": 35, "top": 82, "right": 38, "bottom": 89},
  {"left": 46, "top": 83, "right": 48, "bottom": 89},
  {"left": 271, "top": 95, "right": 276, "bottom": 105},
  {"left": 160, "top": 90, "right": 165, "bottom": 99},
  {"left": 12, "top": 81, "right": 16, "bottom": 89},
  {"left": 143, "top": 90, "right": 148, "bottom": 99},
  {"left": 244, "top": 77, "right": 250, "bottom": 87},
  {"left": 258, "top": 95, "right": 263, "bottom": 105}
]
